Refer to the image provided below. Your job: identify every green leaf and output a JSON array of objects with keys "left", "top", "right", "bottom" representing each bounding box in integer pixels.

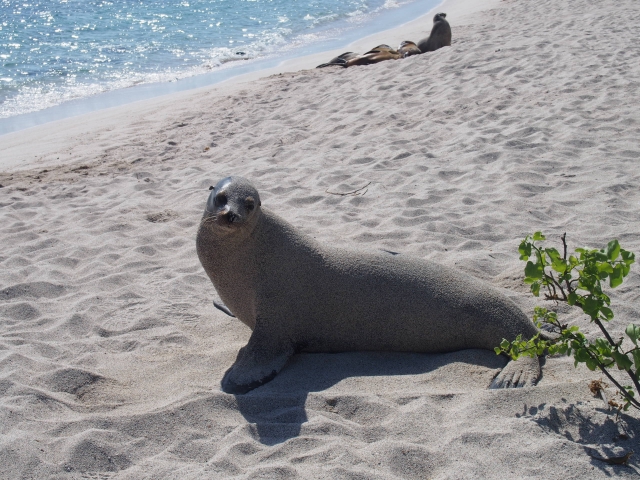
[
  {"left": 597, "top": 262, "right": 613, "bottom": 274},
  {"left": 546, "top": 248, "right": 561, "bottom": 262},
  {"left": 567, "top": 292, "right": 578, "bottom": 306},
  {"left": 532, "top": 231, "right": 545, "bottom": 241},
  {"left": 632, "top": 349, "right": 640, "bottom": 371},
  {"left": 621, "top": 249, "right": 635, "bottom": 264},
  {"left": 594, "top": 251, "right": 608, "bottom": 262},
  {"left": 582, "top": 296, "right": 601, "bottom": 317},
  {"left": 518, "top": 241, "right": 532, "bottom": 260},
  {"left": 610, "top": 265, "right": 623, "bottom": 288},
  {"left": 531, "top": 282, "right": 540, "bottom": 297},
  {"left": 585, "top": 358, "right": 598, "bottom": 371},
  {"left": 525, "top": 261, "right": 543, "bottom": 280},
  {"left": 612, "top": 351, "right": 633, "bottom": 370},
  {"left": 626, "top": 324, "right": 640, "bottom": 345},
  {"left": 606, "top": 239, "right": 620, "bottom": 261},
  {"left": 595, "top": 338, "right": 612, "bottom": 356},
  {"left": 500, "top": 339, "right": 510, "bottom": 350},
  {"left": 600, "top": 307, "right": 614, "bottom": 321},
  {"left": 575, "top": 348, "right": 590, "bottom": 363}
]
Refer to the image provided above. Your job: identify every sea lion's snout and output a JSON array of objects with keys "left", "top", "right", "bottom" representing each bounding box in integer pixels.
[{"left": 222, "top": 210, "right": 239, "bottom": 226}]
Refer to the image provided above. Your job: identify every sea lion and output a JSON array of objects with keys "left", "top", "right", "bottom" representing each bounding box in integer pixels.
[
  {"left": 417, "top": 12, "right": 452, "bottom": 53},
  {"left": 398, "top": 40, "right": 421, "bottom": 57},
  {"left": 317, "top": 45, "right": 402, "bottom": 68},
  {"left": 196, "top": 176, "right": 546, "bottom": 394}
]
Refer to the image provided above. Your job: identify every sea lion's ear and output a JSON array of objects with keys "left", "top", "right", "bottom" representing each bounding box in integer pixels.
[{"left": 209, "top": 186, "right": 214, "bottom": 191}]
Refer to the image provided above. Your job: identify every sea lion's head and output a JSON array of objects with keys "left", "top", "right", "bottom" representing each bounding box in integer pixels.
[
  {"left": 434, "top": 12, "right": 447, "bottom": 22},
  {"left": 201, "top": 176, "right": 261, "bottom": 236},
  {"left": 398, "top": 40, "right": 421, "bottom": 58}
]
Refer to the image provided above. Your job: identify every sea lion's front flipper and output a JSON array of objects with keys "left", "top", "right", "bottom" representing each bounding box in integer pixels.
[
  {"left": 490, "top": 355, "right": 541, "bottom": 389},
  {"left": 213, "top": 300, "right": 235, "bottom": 317},
  {"left": 221, "top": 322, "right": 294, "bottom": 394}
]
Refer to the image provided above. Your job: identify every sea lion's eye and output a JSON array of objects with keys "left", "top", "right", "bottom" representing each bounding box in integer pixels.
[
  {"left": 215, "top": 193, "right": 227, "bottom": 206},
  {"left": 246, "top": 197, "right": 255, "bottom": 211}
]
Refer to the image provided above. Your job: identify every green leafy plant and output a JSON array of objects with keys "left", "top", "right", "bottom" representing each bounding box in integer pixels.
[{"left": 495, "top": 232, "right": 640, "bottom": 411}]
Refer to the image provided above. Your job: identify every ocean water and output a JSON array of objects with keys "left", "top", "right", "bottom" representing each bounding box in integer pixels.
[{"left": 0, "top": 0, "right": 435, "bottom": 128}]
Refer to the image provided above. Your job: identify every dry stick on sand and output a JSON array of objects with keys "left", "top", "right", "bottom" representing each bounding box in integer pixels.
[
  {"left": 587, "top": 451, "right": 633, "bottom": 466},
  {"left": 326, "top": 182, "right": 371, "bottom": 196}
]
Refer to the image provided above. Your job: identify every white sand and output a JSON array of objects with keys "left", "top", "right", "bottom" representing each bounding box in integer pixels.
[{"left": 1, "top": 0, "right": 640, "bottom": 477}]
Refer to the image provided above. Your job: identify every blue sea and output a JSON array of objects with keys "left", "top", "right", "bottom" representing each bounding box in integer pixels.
[{"left": 0, "top": 0, "right": 437, "bottom": 132}]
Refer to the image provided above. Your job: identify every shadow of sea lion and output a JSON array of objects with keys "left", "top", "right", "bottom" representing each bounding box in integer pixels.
[
  {"left": 529, "top": 403, "right": 640, "bottom": 474},
  {"left": 233, "top": 349, "right": 506, "bottom": 445}
]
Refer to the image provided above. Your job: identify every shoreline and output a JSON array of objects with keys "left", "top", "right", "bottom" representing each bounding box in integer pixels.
[
  {"left": 0, "top": 0, "right": 443, "bottom": 139},
  {"left": 0, "top": 0, "right": 493, "bottom": 172},
  {"left": 0, "top": 0, "right": 500, "bottom": 173}
]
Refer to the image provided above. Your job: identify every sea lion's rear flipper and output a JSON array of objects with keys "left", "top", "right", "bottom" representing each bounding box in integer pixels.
[
  {"left": 221, "top": 322, "right": 294, "bottom": 394},
  {"left": 490, "top": 355, "right": 541, "bottom": 389},
  {"left": 213, "top": 300, "right": 235, "bottom": 317},
  {"left": 316, "top": 52, "right": 357, "bottom": 68}
]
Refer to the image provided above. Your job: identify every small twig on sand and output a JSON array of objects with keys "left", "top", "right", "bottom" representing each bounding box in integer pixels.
[
  {"left": 326, "top": 182, "right": 371, "bottom": 196},
  {"left": 587, "top": 451, "right": 633, "bottom": 466}
]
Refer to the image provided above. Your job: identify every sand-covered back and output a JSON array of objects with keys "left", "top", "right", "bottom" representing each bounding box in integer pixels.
[{"left": 1, "top": 0, "right": 640, "bottom": 477}]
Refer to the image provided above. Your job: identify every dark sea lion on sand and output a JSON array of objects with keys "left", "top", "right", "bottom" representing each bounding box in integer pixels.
[
  {"left": 398, "top": 40, "right": 421, "bottom": 57},
  {"left": 417, "top": 12, "right": 452, "bottom": 53},
  {"left": 197, "top": 176, "right": 548, "bottom": 394},
  {"left": 317, "top": 45, "right": 402, "bottom": 68}
]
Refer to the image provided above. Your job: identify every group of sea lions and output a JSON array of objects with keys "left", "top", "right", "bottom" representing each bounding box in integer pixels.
[{"left": 317, "top": 12, "right": 451, "bottom": 68}]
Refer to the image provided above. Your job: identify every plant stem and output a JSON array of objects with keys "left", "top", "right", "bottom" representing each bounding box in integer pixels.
[
  {"left": 594, "top": 317, "right": 618, "bottom": 348},
  {"left": 593, "top": 317, "right": 640, "bottom": 397},
  {"left": 583, "top": 347, "right": 640, "bottom": 409},
  {"left": 595, "top": 364, "right": 640, "bottom": 410}
]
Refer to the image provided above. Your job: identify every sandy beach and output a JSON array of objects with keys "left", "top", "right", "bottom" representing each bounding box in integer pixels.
[{"left": 2, "top": 0, "right": 640, "bottom": 477}]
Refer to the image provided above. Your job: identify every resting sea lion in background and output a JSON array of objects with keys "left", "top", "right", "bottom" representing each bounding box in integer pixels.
[
  {"left": 398, "top": 40, "right": 422, "bottom": 57},
  {"left": 316, "top": 45, "right": 402, "bottom": 68},
  {"left": 417, "top": 12, "right": 452, "bottom": 53},
  {"left": 196, "top": 176, "right": 547, "bottom": 394}
]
